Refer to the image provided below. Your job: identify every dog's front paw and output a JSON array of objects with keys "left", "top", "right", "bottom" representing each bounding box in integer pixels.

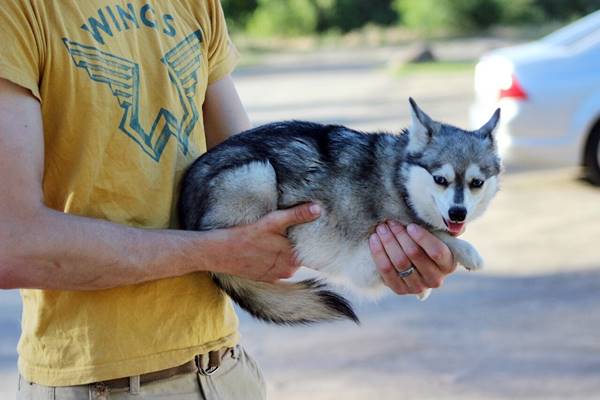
[
  {"left": 433, "top": 232, "right": 485, "bottom": 272},
  {"left": 454, "top": 242, "right": 484, "bottom": 271},
  {"left": 416, "top": 288, "right": 432, "bottom": 301}
]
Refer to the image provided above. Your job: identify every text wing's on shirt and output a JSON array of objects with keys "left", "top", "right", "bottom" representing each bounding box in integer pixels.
[{"left": 63, "top": 31, "right": 204, "bottom": 162}]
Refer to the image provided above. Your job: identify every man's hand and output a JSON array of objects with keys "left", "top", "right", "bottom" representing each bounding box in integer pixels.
[
  {"left": 369, "top": 220, "right": 457, "bottom": 295},
  {"left": 0, "top": 74, "right": 313, "bottom": 291},
  {"left": 208, "top": 203, "right": 321, "bottom": 282}
]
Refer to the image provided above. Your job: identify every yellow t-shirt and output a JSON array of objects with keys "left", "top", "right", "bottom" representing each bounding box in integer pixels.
[{"left": 0, "top": 0, "right": 240, "bottom": 386}]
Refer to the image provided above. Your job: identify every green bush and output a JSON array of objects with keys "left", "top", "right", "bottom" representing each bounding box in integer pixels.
[
  {"left": 454, "top": 0, "right": 503, "bottom": 31},
  {"left": 535, "top": 0, "right": 600, "bottom": 21},
  {"left": 497, "top": 0, "right": 545, "bottom": 25},
  {"left": 394, "top": 0, "right": 599, "bottom": 36},
  {"left": 316, "top": 0, "right": 398, "bottom": 33},
  {"left": 222, "top": 0, "right": 599, "bottom": 38},
  {"left": 221, "top": 0, "right": 258, "bottom": 32},
  {"left": 394, "top": 0, "right": 450, "bottom": 38},
  {"left": 246, "top": 0, "right": 319, "bottom": 36},
  {"left": 394, "top": 0, "right": 502, "bottom": 36}
]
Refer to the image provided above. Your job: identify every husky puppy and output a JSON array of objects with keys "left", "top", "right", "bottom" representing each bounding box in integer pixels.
[{"left": 179, "top": 98, "right": 501, "bottom": 325}]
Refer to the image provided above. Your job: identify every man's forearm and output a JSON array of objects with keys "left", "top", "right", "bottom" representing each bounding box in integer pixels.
[{"left": 0, "top": 206, "right": 221, "bottom": 291}]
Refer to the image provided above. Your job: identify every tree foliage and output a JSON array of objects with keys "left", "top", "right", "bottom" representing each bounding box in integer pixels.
[
  {"left": 221, "top": 0, "right": 258, "bottom": 31},
  {"left": 315, "top": 0, "right": 397, "bottom": 33},
  {"left": 498, "top": 0, "right": 545, "bottom": 25},
  {"left": 222, "top": 0, "right": 600, "bottom": 37},
  {"left": 395, "top": 0, "right": 599, "bottom": 37},
  {"left": 535, "top": 0, "right": 600, "bottom": 20},
  {"left": 246, "top": 0, "right": 319, "bottom": 36},
  {"left": 394, "top": 0, "right": 502, "bottom": 37}
]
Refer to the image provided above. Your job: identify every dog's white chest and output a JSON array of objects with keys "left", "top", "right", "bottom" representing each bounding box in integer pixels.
[{"left": 290, "top": 221, "right": 386, "bottom": 298}]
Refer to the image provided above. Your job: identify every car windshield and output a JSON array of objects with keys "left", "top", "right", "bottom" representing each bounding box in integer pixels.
[{"left": 542, "top": 9, "right": 600, "bottom": 47}]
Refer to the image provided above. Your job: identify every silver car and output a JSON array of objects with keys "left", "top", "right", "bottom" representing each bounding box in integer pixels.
[{"left": 470, "top": 10, "right": 600, "bottom": 184}]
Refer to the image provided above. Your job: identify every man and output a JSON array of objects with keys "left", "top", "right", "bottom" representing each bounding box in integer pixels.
[{"left": 0, "top": 1, "right": 458, "bottom": 398}]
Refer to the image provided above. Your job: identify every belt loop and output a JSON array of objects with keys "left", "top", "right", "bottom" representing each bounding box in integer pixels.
[
  {"left": 195, "top": 354, "right": 207, "bottom": 375},
  {"left": 195, "top": 352, "right": 220, "bottom": 376},
  {"left": 232, "top": 345, "right": 241, "bottom": 360},
  {"left": 194, "top": 354, "right": 204, "bottom": 372},
  {"left": 207, "top": 350, "right": 220, "bottom": 373},
  {"left": 129, "top": 376, "right": 140, "bottom": 394}
]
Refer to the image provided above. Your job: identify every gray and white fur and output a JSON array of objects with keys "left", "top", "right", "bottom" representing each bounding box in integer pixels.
[{"left": 179, "top": 98, "right": 501, "bottom": 325}]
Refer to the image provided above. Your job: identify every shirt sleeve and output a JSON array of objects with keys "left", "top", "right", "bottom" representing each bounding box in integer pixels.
[
  {"left": 206, "top": 0, "right": 239, "bottom": 85},
  {"left": 0, "top": 0, "right": 44, "bottom": 101}
]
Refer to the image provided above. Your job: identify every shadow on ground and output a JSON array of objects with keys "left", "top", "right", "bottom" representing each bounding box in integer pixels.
[
  {"left": 1, "top": 268, "right": 599, "bottom": 398},
  {"left": 239, "top": 268, "right": 600, "bottom": 399}
]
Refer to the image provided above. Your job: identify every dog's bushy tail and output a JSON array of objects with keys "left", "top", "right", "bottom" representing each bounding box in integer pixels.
[{"left": 212, "top": 273, "right": 359, "bottom": 325}]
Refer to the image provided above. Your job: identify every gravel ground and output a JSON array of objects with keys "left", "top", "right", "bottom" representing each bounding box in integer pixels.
[{"left": 1, "top": 41, "right": 599, "bottom": 399}]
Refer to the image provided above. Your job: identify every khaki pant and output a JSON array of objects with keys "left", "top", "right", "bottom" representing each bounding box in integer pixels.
[{"left": 17, "top": 346, "right": 266, "bottom": 400}]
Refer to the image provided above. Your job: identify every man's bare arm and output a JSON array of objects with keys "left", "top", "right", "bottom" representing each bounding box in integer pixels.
[
  {"left": 203, "top": 75, "right": 251, "bottom": 149},
  {"left": 0, "top": 78, "right": 318, "bottom": 291}
]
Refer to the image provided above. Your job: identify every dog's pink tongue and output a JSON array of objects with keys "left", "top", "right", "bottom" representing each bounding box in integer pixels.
[{"left": 447, "top": 222, "right": 464, "bottom": 235}]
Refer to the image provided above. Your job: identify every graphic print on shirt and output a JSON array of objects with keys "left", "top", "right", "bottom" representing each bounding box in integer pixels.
[{"left": 63, "top": 30, "right": 203, "bottom": 162}]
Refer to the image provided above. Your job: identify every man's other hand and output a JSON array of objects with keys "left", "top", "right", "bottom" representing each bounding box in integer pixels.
[
  {"left": 210, "top": 203, "right": 321, "bottom": 282},
  {"left": 369, "top": 221, "right": 458, "bottom": 296}
]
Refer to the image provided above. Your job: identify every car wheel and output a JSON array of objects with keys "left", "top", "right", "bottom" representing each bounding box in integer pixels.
[{"left": 584, "top": 123, "right": 600, "bottom": 185}]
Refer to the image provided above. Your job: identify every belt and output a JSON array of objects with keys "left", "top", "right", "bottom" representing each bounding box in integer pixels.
[{"left": 96, "top": 347, "right": 233, "bottom": 390}]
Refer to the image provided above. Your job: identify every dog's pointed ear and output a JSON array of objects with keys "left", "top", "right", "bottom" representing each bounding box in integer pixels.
[
  {"left": 407, "top": 97, "right": 434, "bottom": 153},
  {"left": 477, "top": 108, "right": 501, "bottom": 143}
]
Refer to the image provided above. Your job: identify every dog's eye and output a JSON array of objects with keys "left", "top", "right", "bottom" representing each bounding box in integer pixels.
[
  {"left": 470, "top": 179, "right": 485, "bottom": 189},
  {"left": 433, "top": 175, "right": 449, "bottom": 187}
]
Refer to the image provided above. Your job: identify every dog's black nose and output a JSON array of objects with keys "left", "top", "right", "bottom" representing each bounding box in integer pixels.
[{"left": 448, "top": 207, "right": 467, "bottom": 222}]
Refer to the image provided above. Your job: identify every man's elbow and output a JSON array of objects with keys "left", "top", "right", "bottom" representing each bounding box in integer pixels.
[
  {"left": 0, "top": 262, "right": 22, "bottom": 290},
  {"left": 0, "top": 239, "right": 30, "bottom": 289},
  {"left": 0, "top": 210, "right": 43, "bottom": 290}
]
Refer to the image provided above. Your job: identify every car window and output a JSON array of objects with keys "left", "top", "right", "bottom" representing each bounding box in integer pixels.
[{"left": 543, "top": 10, "right": 600, "bottom": 47}]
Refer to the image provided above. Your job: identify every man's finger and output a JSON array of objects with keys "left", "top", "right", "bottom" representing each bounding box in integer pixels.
[
  {"left": 369, "top": 234, "right": 409, "bottom": 295},
  {"left": 374, "top": 223, "right": 411, "bottom": 272},
  {"left": 388, "top": 221, "right": 444, "bottom": 288},
  {"left": 406, "top": 224, "right": 456, "bottom": 274},
  {"left": 265, "top": 203, "right": 321, "bottom": 233}
]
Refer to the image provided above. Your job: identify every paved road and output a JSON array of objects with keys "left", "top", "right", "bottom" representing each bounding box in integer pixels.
[
  {"left": 233, "top": 50, "right": 600, "bottom": 399},
  {"left": 1, "top": 46, "right": 599, "bottom": 399}
]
